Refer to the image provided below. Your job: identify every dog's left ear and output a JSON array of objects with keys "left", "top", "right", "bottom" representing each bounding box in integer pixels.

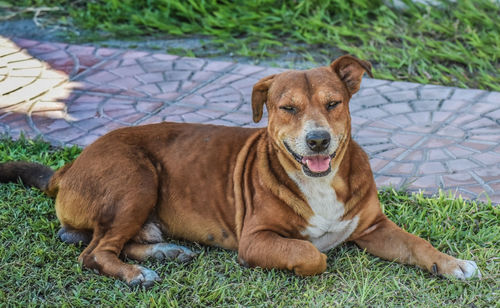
[
  {"left": 251, "top": 74, "right": 276, "bottom": 123},
  {"left": 331, "top": 55, "right": 373, "bottom": 95}
]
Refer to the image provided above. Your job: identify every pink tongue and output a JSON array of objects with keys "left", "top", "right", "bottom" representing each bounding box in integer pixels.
[{"left": 302, "top": 156, "right": 331, "bottom": 173}]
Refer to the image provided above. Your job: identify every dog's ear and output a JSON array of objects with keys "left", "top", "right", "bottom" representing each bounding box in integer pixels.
[
  {"left": 330, "top": 55, "right": 373, "bottom": 95},
  {"left": 251, "top": 74, "right": 276, "bottom": 123}
]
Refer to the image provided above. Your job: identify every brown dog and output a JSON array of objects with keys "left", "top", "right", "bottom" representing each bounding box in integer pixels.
[{"left": 0, "top": 55, "right": 481, "bottom": 286}]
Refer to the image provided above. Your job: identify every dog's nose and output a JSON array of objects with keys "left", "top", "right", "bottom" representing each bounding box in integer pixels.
[{"left": 306, "top": 130, "right": 331, "bottom": 152}]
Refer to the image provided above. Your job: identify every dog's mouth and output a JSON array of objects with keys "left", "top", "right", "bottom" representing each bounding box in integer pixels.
[{"left": 283, "top": 142, "right": 336, "bottom": 177}]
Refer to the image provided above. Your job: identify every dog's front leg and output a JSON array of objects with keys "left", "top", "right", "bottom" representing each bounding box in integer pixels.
[
  {"left": 354, "top": 215, "right": 481, "bottom": 279},
  {"left": 238, "top": 231, "right": 327, "bottom": 276}
]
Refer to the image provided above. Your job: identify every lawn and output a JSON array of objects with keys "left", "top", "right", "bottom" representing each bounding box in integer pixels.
[
  {"left": 0, "top": 137, "right": 498, "bottom": 307},
  {"left": 2, "top": 0, "right": 500, "bottom": 91},
  {"left": 0, "top": 1, "right": 499, "bottom": 305}
]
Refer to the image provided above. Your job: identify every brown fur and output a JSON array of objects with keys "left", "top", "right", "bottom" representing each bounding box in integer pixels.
[
  {"left": 0, "top": 161, "right": 53, "bottom": 191},
  {"left": 0, "top": 55, "right": 479, "bottom": 286}
]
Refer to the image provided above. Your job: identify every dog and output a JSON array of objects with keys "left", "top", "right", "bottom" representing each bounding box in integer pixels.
[{"left": 0, "top": 55, "right": 481, "bottom": 287}]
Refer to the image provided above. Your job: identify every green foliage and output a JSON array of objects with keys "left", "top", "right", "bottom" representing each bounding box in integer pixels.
[
  {"left": 6, "top": 0, "right": 500, "bottom": 90},
  {"left": 0, "top": 134, "right": 81, "bottom": 169},
  {"left": 0, "top": 137, "right": 498, "bottom": 306}
]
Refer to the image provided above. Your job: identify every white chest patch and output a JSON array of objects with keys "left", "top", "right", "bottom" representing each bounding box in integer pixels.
[{"left": 288, "top": 170, "right": 359, "bottom": 252}]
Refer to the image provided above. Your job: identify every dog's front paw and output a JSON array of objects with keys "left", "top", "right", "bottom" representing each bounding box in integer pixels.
[
  {"left": 433, "top": 258, "right": 481, "bottom": 280},
  {"left": 293, "top": 252, "right": 327, "bottom": 276},
  {"left": 127, "top": 266, "right": 161, "bottom": 288}
]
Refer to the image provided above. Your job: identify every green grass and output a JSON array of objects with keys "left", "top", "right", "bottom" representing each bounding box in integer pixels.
[
  {"left": 3, "top": 0, "right": 500, "bottom": 91},
  {"left": 0, "top": 136, "right": 499, "bottom": 307}
]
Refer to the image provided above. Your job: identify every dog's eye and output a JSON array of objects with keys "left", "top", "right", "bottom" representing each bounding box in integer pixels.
[
  {"left": 280, "top": 106, "right": 297, "bottom": 114},
  {"left": 326, "top": 101, "right": 341, "bottom": 111}
]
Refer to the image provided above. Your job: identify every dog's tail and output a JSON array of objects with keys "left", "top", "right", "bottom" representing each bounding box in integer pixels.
[{"left": 0, "top": 161, "right": 54, "bottom": 193}]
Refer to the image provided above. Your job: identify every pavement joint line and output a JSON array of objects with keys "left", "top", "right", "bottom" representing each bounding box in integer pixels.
[
  {"left": 199, "top": 59, "right": 209, "bottom": 71},
  {"left": 437, "top": 175, "right": 445, "bottom": 189},
  {"left": 1, "top": 85, "right": 24, "bottom": 97},
  {"left": 468, "top": 170, "right": 494, "bottom": 194},
  {"left": 96, "top": 97, "right": 108, "bottom": 119},
  {"left": 70, "top": 50, "right": 126, "bottom": 81},
  {"left": 369, "top": 146, "right": 398, "bottom": 156},
  {"left": 174, "top": 77, "right": 183, "bottom": 93},
  {"left": 437, "top": 98, "right": 445, "bottom": 110},
  {"left": 460, "top": 187, "right": 491, "bottom": 201},
  {"left": 442, "top": 147, "right": 459, "bottom": 159},
  {"left": 6, "top": 57, "right": 34, "bottom": 65},
  {"left": 447, "top": 87, "right": 455, "bottom": 100},
  {"left": 153, "top": 79, "right": 164, "bottom": 94},
  {"left": 469, "top": 156, "right": 493, "bottom": 169},
  {"left": 71, "top": 120, "right": 100, "bottom": 133},
  {"left": 172, "top": 101, "right": 251, "bottom": 114},
  {"left": 65, "top": 48, "right": 80, "bottom": 77},
  {"left": 26, "top": 100, "right": 46, "bottom": 141},
  {"left": 0, "top": 49, "right": 20, "bottom": 58}
]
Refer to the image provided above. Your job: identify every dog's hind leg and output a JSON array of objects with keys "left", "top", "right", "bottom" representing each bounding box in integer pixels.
[
  {"left": 122, "top": 242, "right": 196, "bottom": 263},
  {"left": 79, "top": 214, "right": 162, "bottom": 287},
  {"left": 122, "top": 221, "right": 196, "bottom": 263},
  {"left": 77, "top": 179, "right": 162, "bottom": 287}
]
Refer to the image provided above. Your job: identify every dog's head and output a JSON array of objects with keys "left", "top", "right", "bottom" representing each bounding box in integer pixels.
[{"left": 252, "top": 55, "right": 372, "bottom": 177}]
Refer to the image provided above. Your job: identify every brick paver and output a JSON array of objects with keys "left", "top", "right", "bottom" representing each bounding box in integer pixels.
[{"left": 1, "top": 36, "right": 499, "bottom": 204}]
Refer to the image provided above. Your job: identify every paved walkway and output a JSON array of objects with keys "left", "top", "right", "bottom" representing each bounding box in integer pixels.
[{"left": 1, "top": 36, "right": 499, "bottom": 204}]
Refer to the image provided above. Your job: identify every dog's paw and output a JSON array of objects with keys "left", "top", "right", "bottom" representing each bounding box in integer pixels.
[
  {"left": 57, "top": 227, "right": 91, "bottom": 246},
  {"left": 150, "top": 243, "right": 197, "bottom": 263},
  {"left": 450, "top": 259, "right": 482, "bottom": 280},
  {"left": 434, "top": 258, "right": 481, "bottom": 280},
  {"left": 128, "top": 266, "right": 161, "bottom": 288},
  {"left": 293, "top": 252, "right": 327, "bottom": 276}
]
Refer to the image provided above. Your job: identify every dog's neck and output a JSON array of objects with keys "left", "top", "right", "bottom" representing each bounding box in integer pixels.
[{"left": 253, "top": 135, "right": 314, "bottom": 218}]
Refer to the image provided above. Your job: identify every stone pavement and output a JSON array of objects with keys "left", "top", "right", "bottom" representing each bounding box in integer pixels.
[{"left": 1, "top": 36, "right": 499, "bottom": 204}]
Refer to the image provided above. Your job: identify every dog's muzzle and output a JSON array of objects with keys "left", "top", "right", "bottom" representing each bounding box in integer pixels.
[{"left": 284, "top": 141, "right": 336, "bottom": 177}]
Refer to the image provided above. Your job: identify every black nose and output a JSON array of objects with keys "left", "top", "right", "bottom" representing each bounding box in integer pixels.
[{"left": 306, "top": 130, "right": 331, "bottom": 152}]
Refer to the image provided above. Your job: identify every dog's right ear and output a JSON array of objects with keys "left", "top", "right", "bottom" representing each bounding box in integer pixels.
[{"left": 251, "top": 74, "right": 276, "bottom": 123}]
